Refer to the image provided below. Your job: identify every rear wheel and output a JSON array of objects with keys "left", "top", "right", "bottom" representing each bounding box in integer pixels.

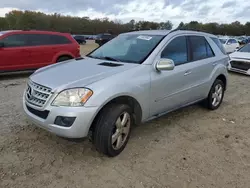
[
  {"left": 204, "top": 79, "right": 225, "bottom": 110},
  {"left": 56, "top": 56, "right": 72, "bottom": 63},
  {"left": 93, "top": 104, "right": 133, "bottom": 157}
]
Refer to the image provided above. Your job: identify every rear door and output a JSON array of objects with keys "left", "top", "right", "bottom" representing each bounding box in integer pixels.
[
  {"left": 27, "top": 34, "right": 72, "bottom": 68},
  {"left": 182, "top": 35, "right": 216, "bottom": 102},
  {"left": 0, "top": 34, "right": 30, "bottom": 71},
  {"left": 26, "top": 34, "right": 55, "bottom": 68}
]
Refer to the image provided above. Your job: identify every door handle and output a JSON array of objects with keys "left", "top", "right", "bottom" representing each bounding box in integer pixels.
[{"left": 184, "top": 70, "right": 192, "bottom": 76}]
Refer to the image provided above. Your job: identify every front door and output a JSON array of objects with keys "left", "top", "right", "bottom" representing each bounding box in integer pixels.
[
  {"left": 0, "top": 34, "right": 30, "bottom": 71},
  {"left": 150, "top": 35, "right": 192, "bottom": 116},
  {"left": 150, "top": 35, "right": 216, "bottom": 116}
]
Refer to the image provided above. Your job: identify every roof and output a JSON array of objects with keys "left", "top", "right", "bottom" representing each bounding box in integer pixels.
[
  {"left": 0, "top": 30, "right": 70, "bottom": 36},
  {"left": 0, "top": 30, "right": 22, "bottom": 35},
  {"left": 123, "top": 30, "right": 171, "bottom": 36},
  {"left": 122, "top": 29, "right": 216, "bottom": 37}
]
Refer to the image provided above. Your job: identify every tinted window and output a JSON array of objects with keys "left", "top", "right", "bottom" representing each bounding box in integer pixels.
[
  {"left": 161, "top": 36, "right": 188, "bottom": 66},
  {"left": 1, "top": 34, "right": 71, "bottom": 47},
  {"left": 238, "top": 43, "right": 250, "bottom": 52},
  {"left": 0, "top": 34, "right": 29, "bottom": 47},
  {"left": 49, "top": 35, "right": 71, "bottom": 44},
  {"left": 206, "top": 41, "right": 214, "bottom": 57},
  {"left": 189, "top": 36, "right": 215, "bottom": 61},
  {"left": 227, "top": 39, "right": 235, "bottom": 44},
  {"left": 28, "top": 34, "right": 71, "bottom": 46},
  {"left": 219, "top": 39, "right": 227, "bottom": 44},
  {"left": 232, "top": 39, "right": 237, "bottom": 43},
  {"left": 27, "top": 34, "right": 51, "bottom": 46},
  {"left": 211, "top": 37, "right": 227, "bottom": 54}
]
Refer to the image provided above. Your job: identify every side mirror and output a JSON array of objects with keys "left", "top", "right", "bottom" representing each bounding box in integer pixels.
[
  {"left": 155, "top": 58, "right": 175, "bottom": 71},
  {"left": 227, "top": 42, "right": 231, "bottom": 45}
]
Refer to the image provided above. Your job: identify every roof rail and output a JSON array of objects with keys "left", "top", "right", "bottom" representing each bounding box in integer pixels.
[{"left": 168, "top": 29, "right": 180, "bottom": 34}]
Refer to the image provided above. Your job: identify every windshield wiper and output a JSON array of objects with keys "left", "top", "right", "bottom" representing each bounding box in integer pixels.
[
  {"left": 87, "top": 55, "right": 120, "bottom": 62},
  {"left": 102, "top": 56, "right": 120, "bottom": 62}
]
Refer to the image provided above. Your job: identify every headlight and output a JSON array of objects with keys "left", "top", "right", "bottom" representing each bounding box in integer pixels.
[{"left": 52, "top": 88, "right": 93, "bottom": 107}]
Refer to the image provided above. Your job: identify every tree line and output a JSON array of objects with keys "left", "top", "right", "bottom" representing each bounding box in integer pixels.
[
  {"left": 0, "top": 10, "right": 173, "bottom": 35},
  {"left": 0, "top": 10, "right": 249, "bottom": 36}
]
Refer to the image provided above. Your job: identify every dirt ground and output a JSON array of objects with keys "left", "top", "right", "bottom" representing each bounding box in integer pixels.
[{"left": 1, "top": 41, "right": 250, "bottom": 188}]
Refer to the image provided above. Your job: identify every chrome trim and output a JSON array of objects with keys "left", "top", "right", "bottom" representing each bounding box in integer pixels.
[{"left": 25, "top": 80, "right": 52, "bottom": 108}]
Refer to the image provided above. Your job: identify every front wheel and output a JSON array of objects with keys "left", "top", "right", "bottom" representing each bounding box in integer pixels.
[
  {"left": 205, "top": 79, "right": 225, "bottom": 110},
  {"left": 93, "top": 104, "right": 133, "bottom": 157}
]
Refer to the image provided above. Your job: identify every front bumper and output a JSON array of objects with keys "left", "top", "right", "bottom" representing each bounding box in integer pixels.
[
  {"left": 23, "top": 97, "right": 99, "bottom": 138},
  {"left": 228, "top": 59, "right": 250, "bottom": 75}
]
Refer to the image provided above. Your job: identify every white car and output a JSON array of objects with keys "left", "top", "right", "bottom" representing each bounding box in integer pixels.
[
  {"left": 228, "top": 43, "right": 250, "bottom": 75},
  {"left": 219, "top": 38, "right": 239, "bottom": 54}
]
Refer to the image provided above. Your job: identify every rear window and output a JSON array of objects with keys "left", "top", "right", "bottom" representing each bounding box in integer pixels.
[
  {"left": 211, "top": 37, "right": 227, "bottom": 54},
  {"left": 238, "top": 44, "right": 250, "bottom": 52}
]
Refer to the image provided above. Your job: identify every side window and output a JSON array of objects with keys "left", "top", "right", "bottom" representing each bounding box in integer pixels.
[
  {"left": 232, "top": 39, "right": 237, "bottom": 44},
  {"left": 227, "top": 39, "right": 233, "bottom": 44},
  {"left": 27, "top": 34, "right": 51, "bottom": 46},
  {"left": 189, "top": 36, "right": 214, "bottom": 61},
  {"left": 161, "top": 36, "right": 188, "bottom": 66},
  {"left": 49, "top": 35, "right": 71, "bottom": 45},
  {"left": 205, "top": 39, "right": 215, "bottom": 58},
  {"left": 0, "top": 34, "right": 29, "bottom": 47},
  {"left": 211, "top": 37, "right": 227, "bottom": 54}
]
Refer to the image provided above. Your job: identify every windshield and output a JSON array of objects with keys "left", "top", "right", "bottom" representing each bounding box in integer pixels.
[
  {"left": 219, "top": 39, "right": 227, "bottom": 44},
  {"left": 87, "top": 34, "right": 164, "bottom": 64},
  {"left": 238, "top": 44, "right": 250, "bottom": 52}
]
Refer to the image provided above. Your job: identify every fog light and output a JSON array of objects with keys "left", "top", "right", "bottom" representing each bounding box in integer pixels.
[{"left": 54, "top": 116, "right": 76, "bottom": 127}]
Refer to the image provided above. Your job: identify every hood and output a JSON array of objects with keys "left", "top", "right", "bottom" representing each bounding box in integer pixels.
[
  {"left": 30, "top": 57, "right": 139, "bottom": 92},
  {"left": 229, "top": 52, "right": 250, "bottom": 60}
]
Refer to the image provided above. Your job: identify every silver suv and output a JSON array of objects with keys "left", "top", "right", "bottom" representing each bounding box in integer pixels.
[{"left": 23, "top": 30, "right": 229, "bottom": 157}]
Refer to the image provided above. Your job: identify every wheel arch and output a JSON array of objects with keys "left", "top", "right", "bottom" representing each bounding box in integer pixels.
[
  {"left": 216, "top": 74, "right": 227, "bottom": 90},
  {"left": 89, "top": 95, "right": 143, "bottom": 134},
  {"left": 52, "top": 52, "right": 74, "bottom": 63}
]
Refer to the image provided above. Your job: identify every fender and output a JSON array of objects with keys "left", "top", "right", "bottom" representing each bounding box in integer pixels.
[{"left": 208, "top": 63, "right": 228, "bottom": 91}]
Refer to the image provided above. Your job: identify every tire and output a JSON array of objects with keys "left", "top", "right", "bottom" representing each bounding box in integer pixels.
[
  {"left": 93, "top": 104, "right": 133, "bottom": 157},
  {"left": 57, "top": 56, "right": 72, "bottom": 63},
  {"left": 205, "top": 79, "right": 225, "bottom": 110}
]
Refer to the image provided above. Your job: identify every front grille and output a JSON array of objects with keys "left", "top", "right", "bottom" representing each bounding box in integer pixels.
[
  {"left": 230, "top": 61, "right": 250, "bottom": 71},
  {"left": 25, "top": 80, "right": 52, "bottom": 108},
  {"left": 26, "top": 105, "right": 50, "bottom": 119}
]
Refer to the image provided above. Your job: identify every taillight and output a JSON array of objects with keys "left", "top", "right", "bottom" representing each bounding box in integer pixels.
[{"left": 77, "top": 45, "right": 80, "bottom": 56}]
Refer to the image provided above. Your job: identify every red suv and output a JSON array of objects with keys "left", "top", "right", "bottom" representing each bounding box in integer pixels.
[{"left": 0, "top": 30, "right": 81, "bottom": 72}]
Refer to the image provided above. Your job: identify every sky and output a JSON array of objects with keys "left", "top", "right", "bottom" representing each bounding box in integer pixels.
[{"left": 0, "top": 0, "right": 249, "bottom": 27}]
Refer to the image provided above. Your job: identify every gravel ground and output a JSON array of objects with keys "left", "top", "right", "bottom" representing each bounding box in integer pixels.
[{"left": 1, "top": 41, "right": 250, "bottom": 188}]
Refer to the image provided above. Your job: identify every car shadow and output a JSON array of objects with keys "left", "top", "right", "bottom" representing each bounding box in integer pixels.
[
  {"left": 0, "top": 71, "right": 33, "bottom": 81},
  {"left": 228, "top": 71, "right": 250, "bottom": 77}
]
